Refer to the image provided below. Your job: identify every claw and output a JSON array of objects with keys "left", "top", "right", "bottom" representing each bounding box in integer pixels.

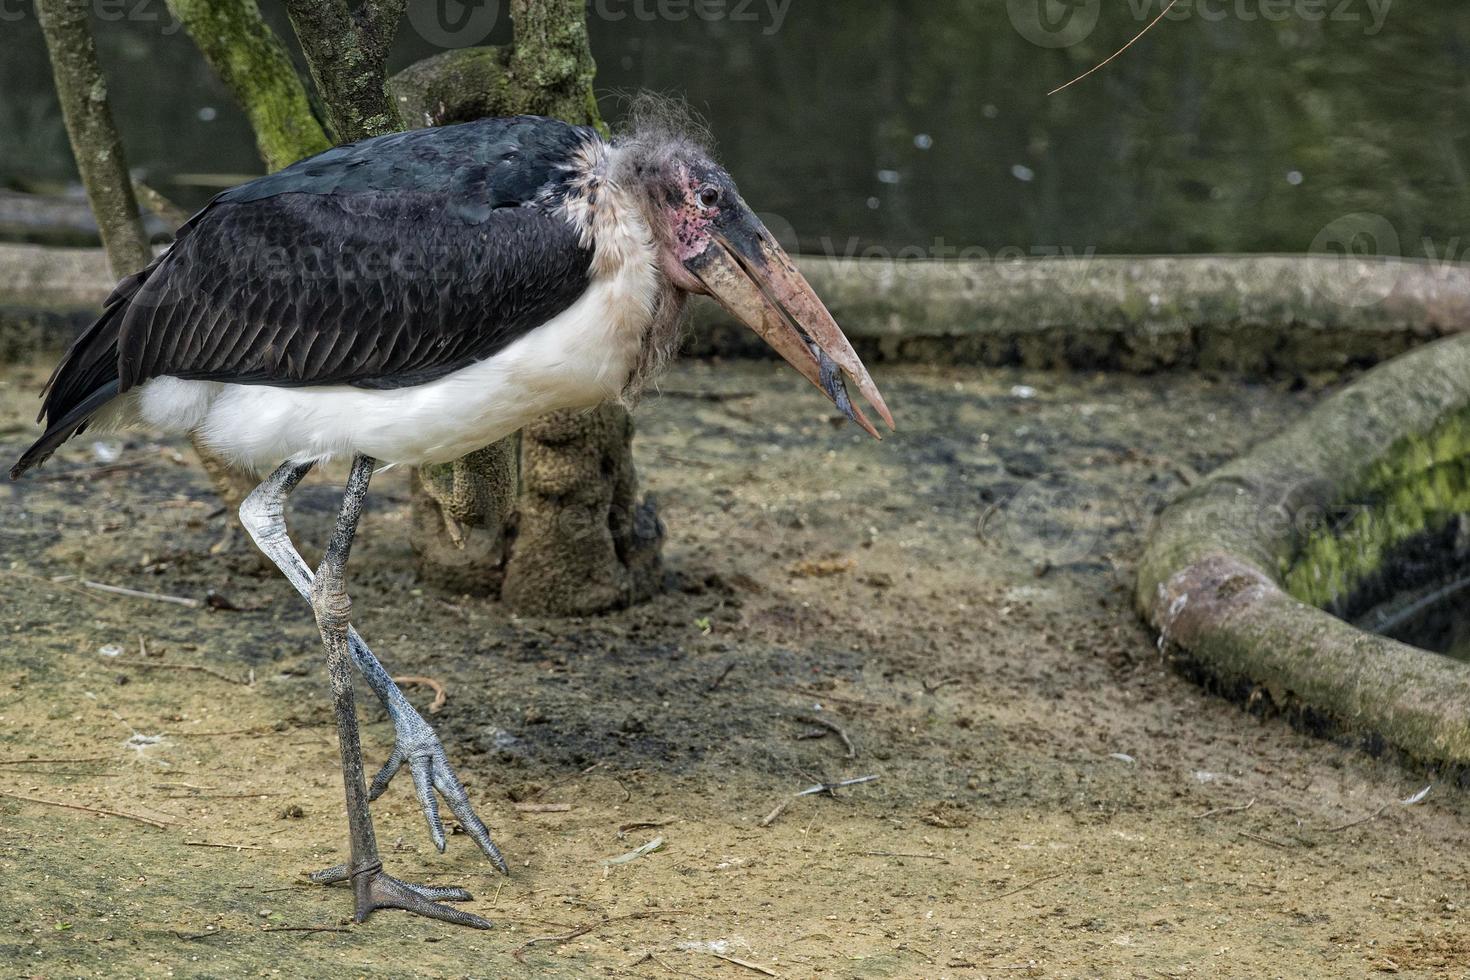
[
  {"left": 308, "top": 863, "right": 491, "bottom": 929},
  {"left": 369, "top": 749, "right": 402, "bottom": 802},
  {"left": 369, "top": 711, "right": 508, "bottom": 872},
  {"left": 438, "top": 768, "right": 509, "bottom": 875},
  {"left": 410, "top": 757, "right": 447, "bottom": 852},
  {"left": 362, "top": 873, "right": 491, "bottom": 929}
]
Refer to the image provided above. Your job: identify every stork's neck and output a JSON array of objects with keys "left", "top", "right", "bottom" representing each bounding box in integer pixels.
[
  {"left": 556, "top": 139, "right": 658, "bottom": 280},
  {"left": 552, "top": 138, "right": 667, "bottom": 397}
]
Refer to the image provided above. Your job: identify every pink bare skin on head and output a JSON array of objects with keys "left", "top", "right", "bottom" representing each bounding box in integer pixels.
[{"left": 660, "top": 171, "right": 718, "bottom": 291}]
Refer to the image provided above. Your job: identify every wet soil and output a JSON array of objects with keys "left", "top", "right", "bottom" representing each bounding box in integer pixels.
[{"left": 1, "top": 359, "right": 1466, "bottom": 978}]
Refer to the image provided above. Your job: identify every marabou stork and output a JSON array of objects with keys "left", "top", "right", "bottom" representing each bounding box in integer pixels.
[{"left": 9, "top": 109, "right": 893, "bottom": 929}]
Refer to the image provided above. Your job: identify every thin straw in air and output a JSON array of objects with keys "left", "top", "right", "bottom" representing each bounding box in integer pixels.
[{"left": 1047, "top": 0, "right": 1181, "bottom": 97}]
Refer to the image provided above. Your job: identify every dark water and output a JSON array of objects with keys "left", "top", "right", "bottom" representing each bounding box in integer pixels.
[
  {"left": 3, "top": 0, "right": 1469, "bottom": 258},
  {"left": 1341, "top": 516, "right": 1470, "bottom": 661},
  {"left": 1362, "top": 575, "right": 1470, "bottom": 661}
]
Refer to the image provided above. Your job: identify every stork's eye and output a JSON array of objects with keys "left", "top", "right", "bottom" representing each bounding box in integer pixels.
[{"left": 697, "top": 186, "right": 721, "bottom": 209}]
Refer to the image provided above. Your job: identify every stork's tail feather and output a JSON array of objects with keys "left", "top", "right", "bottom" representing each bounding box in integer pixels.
[
  {"left": 8, "top": 264, "right": 144, "bottom": 479},
  {"left": 9, "top": 380, "right": 121, "bottom": 479}
]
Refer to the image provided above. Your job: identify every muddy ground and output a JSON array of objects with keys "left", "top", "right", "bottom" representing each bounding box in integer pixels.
[{"left": 1, "top": 357, "right": 1466, "bottom": 979}]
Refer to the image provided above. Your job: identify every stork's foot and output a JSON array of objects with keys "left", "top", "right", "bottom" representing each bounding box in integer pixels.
[
  {"left": 369, "top": 707, "right": 509, "bottom": 874},
  {"left": 309, "top": 862, "right": 492, "bottom": 929}
]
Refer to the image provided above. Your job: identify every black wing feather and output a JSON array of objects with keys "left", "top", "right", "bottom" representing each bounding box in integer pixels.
[{"left": 115, "top": 190, "right": 592, "bottom": 391}]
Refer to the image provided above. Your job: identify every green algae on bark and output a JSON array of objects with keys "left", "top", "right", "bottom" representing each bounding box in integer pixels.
[{"left": 1282, "top": 407, "right": 1470, "bottom": 611}]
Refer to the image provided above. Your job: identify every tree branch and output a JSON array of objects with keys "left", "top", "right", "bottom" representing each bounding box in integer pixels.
[
  {"left": 285, "top": 0, "right": 404, "bottom": 140},
  {"left": 389, "top": 46, "right": 514, "bottom": 129},
  {"left": 507, "top": 0, "right": 602, "bottom": 127},
  {"left": 354, "top": 0, "right": 407, "bottom": 63},
  {"left": 34, "top": 0, "right": 151, "bottom": 278},
  {"left": 166, "top": 0, "right": 331, "bottom": 171}
]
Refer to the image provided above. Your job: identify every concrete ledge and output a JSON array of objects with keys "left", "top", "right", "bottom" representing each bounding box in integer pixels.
[
  {"left": 1136, "top": 334, "right": 1470, "bottom": 770},
  {"left": 691, "top": 253, "right": 1470, "bottom": 374},
  {"left": 4, "top": 243, "right": 1469, "bottom": 375}
]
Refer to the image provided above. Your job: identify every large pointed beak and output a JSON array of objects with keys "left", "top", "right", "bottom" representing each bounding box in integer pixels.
[{"left": 689, "top": 218, "right": 894, "bottom": 439}]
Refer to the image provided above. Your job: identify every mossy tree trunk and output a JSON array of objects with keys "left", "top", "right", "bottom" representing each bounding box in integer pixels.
[
  {"left": 283, "top": 0, "right": 406, "bottom": 141},
  {"left": 34, "top": 0, "right": 151, "bottom": 279}
]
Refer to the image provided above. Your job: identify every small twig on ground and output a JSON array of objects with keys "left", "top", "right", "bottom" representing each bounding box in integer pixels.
[
  {"left": 922, "top": 677, "right": 962, "bottom": 695},
  {"left": 1323, "top": 804, "right": 1389, "bottom": 833},
  {"left": 763, "top": 774, "right": 879, "bottom": 826},
  {"left": 1191, "top": 798, "right": 1256, "bottom": 820},
  {"left": 759, "top": 799, "right": 790, "bottom": 828},
  {"left": 618, "top": 818, "right": 675, "bottom": 837},
  {"left": 0, "top": 790, "right": 169, "bottom": 829},
  {"left": 167, "top": 727, "right": 280, "bottom": 738},
  {"left": 794, "top": 714, "right": 856, "bottom": 759},
  {"left": 855, "top": 850, "right": 950, "bottom": 863},
  {"left": 393, "top": 675, "right": 448, "bottom": 713},
  {"left": 788, "top": 686, "right": 878, "bottom": 709},
  {"left": 707, "top": 662, "right": 737, "bottom": 693},
  {"left": 111, "top": 659, "right": 248, "bottom": 686},
  {"left": 514, "top": 802, "right": 572, "bottom": 813},
  {"left": 183, "top": 840, "right": 264, "bottom": 851},
  {"left": 511, "top": 910, "right": 689, "bottom": 963},
  {"left": 1238, "top": 831, "right": 1290, "bottom": 849},
  {"left": 797, "top": 774, "right": 878, "bottom": 797},
  {"left": 629, "top": 950, "right": 682, "bottom": 974},
  {"left": 602, "top": 836, "right": 665, "bottom": 866},
  {"left": 710, "top": 952, "right": 779, "bottom": 976},
  {"left": 260, "top": 925, "right": 351, "bottom": 934},
  {"left": 81, "top": 580, "right": 201, "bottom": 608},
  {"left": 0, "top": 756, "right": 111, "bottom": 766},
  {"left": 981, "top": 870, "right": 1068, "bottom": 903}
]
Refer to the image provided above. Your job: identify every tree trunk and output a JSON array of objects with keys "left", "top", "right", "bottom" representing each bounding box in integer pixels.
[
  {"left": 283, "top": 0, "right": 405, "bottom": 141},
  {"left": 34, "top": 0, "right": 151, "bottom": 279},
  {"left": 500, "top": 404, "right": 664, "bottom": 614}
]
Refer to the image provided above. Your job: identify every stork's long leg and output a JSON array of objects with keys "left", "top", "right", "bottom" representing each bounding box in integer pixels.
[
  {"left": 304, "top": 454, "right": 491, "bottom": 929},
  {"left": 239, "top": 460, "right": 507, "bottom": 872}
]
